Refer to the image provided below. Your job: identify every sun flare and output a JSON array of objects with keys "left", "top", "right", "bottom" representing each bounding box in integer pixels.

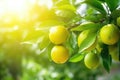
[
  {"left": 0, "top": 0, "right": 28, "bottom": 15},
  {"left": 0, "top": 0, "right": 52, "bottom": 19}
]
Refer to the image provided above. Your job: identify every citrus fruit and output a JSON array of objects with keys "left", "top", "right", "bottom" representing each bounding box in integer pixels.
[
  {"left": 109, "top": 45, "right": 120, "bottom": 62},
  {"left": 49, "top": 25, "right": 69, "bottom": 44},
  {"left": 117, "top": 17, "right": 120, "bottom": 27},
  {"left": 51, "top": 45, "right": 69, "bottom": 64},
  {"left": 84, "top": 52, "right": 100, "bottom": 69},
  {"left": 78, "top": 30, "right": 96, "bottom": 51},
  {"left": 99, "top": 24, "right": 119, "bottom": 45}
]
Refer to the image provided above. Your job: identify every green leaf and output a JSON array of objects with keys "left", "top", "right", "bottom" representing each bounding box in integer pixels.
[
  {"left": 56, "top": 9, "right": 76, "bottom": 18},
  {"left": 84, "top": 12, "right": 105, "bottom": 22},
  {"left": 56, "top": 9, "right": 77, "bottom": 22},
  {"left": 78, "top": 31, "right": 97, "bottom": 53},
  {"left": 55, "top": 0, "right": 70, "bottom": 6},
  {"left": 102, "top": 59, "right": 110, "bottom": 72},
  {"left": 98, "top": 0, "right": 105, "bottom": 2},
  {"left": 66, "top": 32, "right": 79, "bottom": 56},
  {"left": 46, "top": 43, "right": 54, "bottom": 60},
  {"left": 101, "top": 45, "right": 112, "bottom": 73},
  {"left": 39, "top": 20, "right": 65, "bottom": 27},
  {"left": 66, "top": 14, "right": 82, "bottom": 27},
  {"left": 84, "top": 0, "right": 106, "bottom": 14},
  {"left": 68, "top": 32, "right": 78, "bottom": 49},
  {"left": 23, "top": 30, "right": 46, "bottom": 41},
  {"left": 69, "top": 52, "right": 85, "bottom": 62},
  {"left": 38, "top": 35, "right": 50, "bottom": 50},
  {"left": 105, "top": 0, "right": 120, "bottom": 12},
  {"left": 71, "top": 0, "right": 77, "bottom": 5},
  {"left": 111, "top": 10, "right": 120, "bottom": 20},
  {"left": 71, "top": 22, "right": 100, "bottom": 31},
  {"left": 56, "top": 4, "right": 76, "bottom": 11}
]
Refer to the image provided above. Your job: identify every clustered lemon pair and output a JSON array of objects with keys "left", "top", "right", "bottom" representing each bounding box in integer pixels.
[{"left": 49, "top": 25, "right": 69, "bottom": 64}]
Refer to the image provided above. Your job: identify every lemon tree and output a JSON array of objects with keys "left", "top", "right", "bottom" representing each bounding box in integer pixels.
[
  {"left": 1, "top": 0, "right": 120, "bottom": 79},
  {"left": 44, "top": 0, "right": 120, "bottom": 72},
  {"left": 21, "top": 0, "right": 120, "bottom": 73}
]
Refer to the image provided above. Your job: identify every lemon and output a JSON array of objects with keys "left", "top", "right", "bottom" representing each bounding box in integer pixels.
[
  {"left": 117, "top": 17, "right": 120, "bottom": 27},
  {"left": 49, "top": 25, "right": 69, "bottom": 44},
  {"left": 51, "top": 45, "right": 69, "bottom": 64},
  {"left": 84, "top": 52, "right": 100, "bottom": 69},
  {"left": 109, "top": 45, "right": 120, "bottom": 62},
  {"left": 100, "top": 24, "right": 119, "bottom": 45}
]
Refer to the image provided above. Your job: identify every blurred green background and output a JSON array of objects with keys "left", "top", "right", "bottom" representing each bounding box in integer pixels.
[{"left": 0, "top": 0, "right": 120, "bottom": 80}]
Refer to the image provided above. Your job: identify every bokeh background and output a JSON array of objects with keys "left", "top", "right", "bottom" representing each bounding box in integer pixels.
[{"left": 0, "top": 0, "right": 120, "bottom": 80}]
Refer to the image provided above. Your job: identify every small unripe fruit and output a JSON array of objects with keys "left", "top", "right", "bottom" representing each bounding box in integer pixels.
[{"left": 84, "top": 52, "right": 100, "bottom": 69}]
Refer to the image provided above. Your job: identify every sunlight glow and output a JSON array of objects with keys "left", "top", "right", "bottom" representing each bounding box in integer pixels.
[
  {"left": 0, "top": 0, "right": 28, "bottom": 15},
  {"left": 38, "top": 0, "right": 53, "bottom": 8},
  {"left": 0, "top": 0, "right": 52, "bottom": 20}
]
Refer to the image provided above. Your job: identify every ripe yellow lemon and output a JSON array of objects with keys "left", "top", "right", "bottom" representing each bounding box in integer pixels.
[
  {"left": 117, "top": 17, "right": 120, "bottom": 27},
  {"left": 109, "top": 45, "right": 120, "bottom": 62},
  {"left": 49, "top": 25, "right": 69, "bottom": 44},
  {"left": 51, "top": 45, "right": 69, "bottom": 64},
  {"left": 84, "top": 52, "right": 100, "bottom": 69},
  {"left": 99, "top": 24, "right": 119, "bottom": 45}
]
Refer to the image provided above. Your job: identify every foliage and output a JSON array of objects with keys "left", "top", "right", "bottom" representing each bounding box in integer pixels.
[{"left": 0, "top": 0, "right": 120, "bottom": 80}]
